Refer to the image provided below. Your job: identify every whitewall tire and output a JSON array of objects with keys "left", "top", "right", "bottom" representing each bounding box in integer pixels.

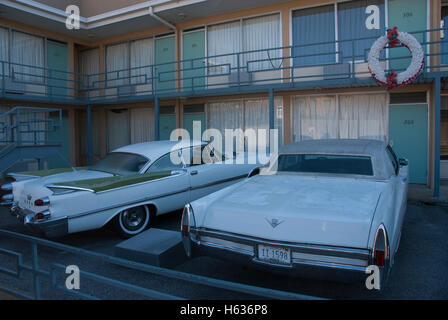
[{"left": 114, "top": 205, "right": 150, "bottom": 238}]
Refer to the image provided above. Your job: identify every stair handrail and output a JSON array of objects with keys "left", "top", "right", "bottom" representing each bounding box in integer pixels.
[{"left": 0, "top": 106, "right": 63, "bottom": 151}]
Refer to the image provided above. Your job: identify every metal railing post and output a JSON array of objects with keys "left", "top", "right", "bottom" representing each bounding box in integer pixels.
[
  {"left": 48, "top": 69, "right": 52, "bottom": 98},
  {"left": 1, "top": 61, "right": 5, "bottom": 97},
  {"left": 237, "top": 53, "right": 240, "bottom": 88},
  {"left": 87, "top": 104, "right": 93, "bottom": 166},
  {"left": 16, "top": 108, "right": 21, "bottom": 146},
  {"left": 31, "top": 242, "right": 41, "bottom": 300},
  {"left": 155, "top": 96, "right": 160, "bottom": 141}
]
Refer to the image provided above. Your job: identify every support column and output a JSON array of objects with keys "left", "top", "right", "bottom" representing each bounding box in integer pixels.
[
  {"left": 269, "top": 88, "right": 275, "bottom": 130},
  {"left": 434, "top": 77, "right": 441, "bottom": 198},
  {"left": 87, "top": 104, "right": 93, "bottom": 166},
  {"left": 155, "top": 96, "right": 160, "bottom": 141}
]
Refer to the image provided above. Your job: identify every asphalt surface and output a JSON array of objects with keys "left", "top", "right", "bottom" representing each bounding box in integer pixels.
[{"left": 0, "top": 200, "right": 447, "bottom": 300}]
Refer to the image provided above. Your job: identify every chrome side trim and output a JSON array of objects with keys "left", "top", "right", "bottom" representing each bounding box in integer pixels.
[
  {"left": 200, "top": 236, "right": 254, "bottom": 255},
  {"left": 45, "top": 184, "right": 94, "bottom": 193},
  {"left": 201, "top": 241, "right": 253, "bottom": 257},
  {"left": 291, "top": 259, "right": 367, "bottom": 272},
  {"left": 67, "top": 174, "right": 248, "bottom": 220}
]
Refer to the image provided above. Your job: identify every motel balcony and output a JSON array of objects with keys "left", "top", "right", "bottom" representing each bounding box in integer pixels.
[{"left": 1, "top": 28, "right": 448, "bottom": 105}]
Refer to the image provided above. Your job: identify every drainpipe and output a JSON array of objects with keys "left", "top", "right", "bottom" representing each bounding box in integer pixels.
[{"left": 148, "top": 6, "right": 176, "bottom": 30}]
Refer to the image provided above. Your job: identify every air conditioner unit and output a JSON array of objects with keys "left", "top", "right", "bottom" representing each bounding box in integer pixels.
[
  {"left": 323, "top": 63, "right": 350, "bottom": 80},
  {"left": 4, "top": 77, "right": 25, "bottom": 94},
  {"left": 117, "top": 85, "right": 136, "bottom": 97},
  {"left": 229, "top": 71, "right": 252, "bottom": 87}
]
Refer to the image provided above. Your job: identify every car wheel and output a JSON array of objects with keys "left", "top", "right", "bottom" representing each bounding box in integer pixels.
[{"left": 114, "top": 205, "right": 150, "bottom": 238}]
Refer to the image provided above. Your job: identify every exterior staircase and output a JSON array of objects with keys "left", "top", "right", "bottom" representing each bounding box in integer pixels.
[{"left": 0, "top": 106, "right": 64, "bottom": 176}]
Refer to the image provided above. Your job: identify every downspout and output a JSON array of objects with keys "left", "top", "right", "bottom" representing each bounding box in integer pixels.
[{"left": 148, "top": 6, "right": 176, "bottom": 30}]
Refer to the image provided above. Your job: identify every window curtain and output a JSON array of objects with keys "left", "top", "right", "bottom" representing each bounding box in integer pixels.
[
  {"left": 79, "top": 48, "right": 99, "bottom": 90},
  {"left": 242, "top": 14, "right": 281, "bottom": 71},
  {"left": 292, "top": 5, "right": 335, "bottom": 66},
  {"left": 339, "top": 94, "right": 387, "bottom": 141},
  {"left": 207, "top": 21, "right": 241, "bottom": 75},
  {"left": 293, "top": 96, "right": 338, "bottom": 141},
  {"left": 11, "top": 31, "right": 44, "bottom": 82},
  {"left": 442, "top": 10, "right": 448, "bottom": 65},
  {"left": 441, "top": 96, "right": 448, "bottom": 159},
  {"left": 292, "top": 94, "right": 387, "bottom": 142},
  {"left": 130, "top": 38, "right": 154, "bottom": 85},
  {"left": 130, "top": 107, "right": 155, "bottom": 143},
  {"left": 207, "top": 98, "right": 283, "bottom": 149},
  {"left": 0, "top": 28, "right": 8, "bottom": 76},
  {"left": 338, "top": 0, "right": 385, "bottom": 62},
  {"left": 106, "top": 43, "right": 129, "bottom": 87}
]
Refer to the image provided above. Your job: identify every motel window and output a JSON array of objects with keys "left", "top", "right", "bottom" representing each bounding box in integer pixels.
[
  {"left": 106, "top": 37, "right": 155, "bottom": 87},
  {"left": 337, "top": 0, "right": 385, "bottom": 62},
  {"left": 11, "top": 31, "right": 44, "bottom": 82},
  {"left": 0, "top": 28, "right": 45, "bottom": 81},
  {"left": 206, "top": 13, "right": 281, "bottom": 75},
  {"left": 292, "top": 5, "right": 335, "bottom": 66},
  {"left": 0, "top": 27, "right": 8, "bottom": 75},
  {"left": 206, "top": 97, "right": 283, "bottom": 150},
  {"left": 292, "top": 0, "right": 385, "bottom": 67},
  {"left": 292, "top": 94, "right": 387, "bottom": 142},
  {"left": 79, "top": 48, "right": 100, "bottom": 91},
  {"left": 441, "top": 96, "right": 448, "bottom": 160}
]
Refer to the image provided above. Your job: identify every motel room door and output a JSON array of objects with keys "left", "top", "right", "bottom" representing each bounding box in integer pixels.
[
  {"left": 388, "top": 0, "right": 427, "bottom": 71},
  {"left": 159, "top": 106, "right": 177, "bottom": 141},
  {"left": 46, "top": 40, "right": 68, "bottom": 98},
  {"left": 183, "top": 104, "right": 206, "bottom": 140},
  {"left": 389, "top": 104, "right": 428, "bottom": 184},
  {"left": 155, "top": 36, "right": 175, "bottom": 93},
  {"left": 182, "top": 30, "right": 205, "bottom": 90}
]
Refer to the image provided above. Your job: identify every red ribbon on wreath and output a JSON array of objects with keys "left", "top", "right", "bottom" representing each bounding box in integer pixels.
[
  {"left": 387, "top": 26, "right": 399, "bottom": 47},
  {"left": 386, "top": 70, "right": 398, "bottom": 89}
]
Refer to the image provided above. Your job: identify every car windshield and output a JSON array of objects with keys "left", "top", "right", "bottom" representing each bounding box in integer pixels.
[
  {"left": 91, "top": 152, "right": 149, "bottom": 176},
  {"left": 276, "top": 154, "right": 373, "bottom": 176}
]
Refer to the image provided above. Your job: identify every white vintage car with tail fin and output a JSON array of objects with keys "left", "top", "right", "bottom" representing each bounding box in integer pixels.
[
  {"left": 1, "top": 140, "right": 260, "bottom": 238},
  {"left": 181, "top": 139, "right": 408, "bottom": 288}
]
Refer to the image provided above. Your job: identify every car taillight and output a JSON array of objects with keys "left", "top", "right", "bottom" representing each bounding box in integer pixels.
[
  {"left": 181, "top": 204, "right": 195, "bottom": 237},
  {"left": 375, "top": 250, "right": 385, "bottom": 267},
  {"left": 34, "top": 197, "right": 50, "bottom": 206},
  {"left": 0, "top": 183, "right": 12, "bottom": 192},
  {"left": 1, "top": 193, "right": 13, "bottom": 202},
  {"left": 35, "top": 210, "right": 51, "bottom": 220},
  {"left": 181, "top": 216, "right": 190, "bottom": 237}
]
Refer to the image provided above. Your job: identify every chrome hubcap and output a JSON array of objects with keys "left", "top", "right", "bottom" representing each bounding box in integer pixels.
[{"left": 121, "top": 207, "right": 146, "bottom": 230}]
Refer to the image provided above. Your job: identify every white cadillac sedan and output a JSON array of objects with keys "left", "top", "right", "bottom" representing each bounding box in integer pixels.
[
  {"left": 1, "top": 140, "right": 260, "bottom": 238},
  {"left": 181, "top": 139, "right": 408, "bottom": 287}
]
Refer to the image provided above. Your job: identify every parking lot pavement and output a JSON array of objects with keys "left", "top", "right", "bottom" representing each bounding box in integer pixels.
[{"left": 1, "top": 200, "right": 448, "bottom": 299}]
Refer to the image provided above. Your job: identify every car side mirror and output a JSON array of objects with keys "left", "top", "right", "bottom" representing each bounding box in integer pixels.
[{"left": 399, "top": 158, "right": 408, "bottom": 167}]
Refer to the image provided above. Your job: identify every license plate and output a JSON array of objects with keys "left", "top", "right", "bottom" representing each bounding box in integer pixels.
[{"left": 258, "top": 245, "right": 291, "bottom": 265}]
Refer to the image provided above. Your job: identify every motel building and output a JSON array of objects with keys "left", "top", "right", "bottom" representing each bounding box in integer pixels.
[{"left": 0, "top": 0, "right": 448, "bottom": 196}]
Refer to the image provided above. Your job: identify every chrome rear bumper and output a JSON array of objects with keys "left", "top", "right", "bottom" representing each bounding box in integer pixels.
[
  {"left": 188, "top": 228, "right": 372, "bottom": 283},
  {"left": 10, "top": 204, "right": 68, "bottom": 238}
]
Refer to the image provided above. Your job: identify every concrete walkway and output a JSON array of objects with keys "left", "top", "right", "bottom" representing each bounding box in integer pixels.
[{"left": 408, "top": 183, "right": 448, "bottom": 203}]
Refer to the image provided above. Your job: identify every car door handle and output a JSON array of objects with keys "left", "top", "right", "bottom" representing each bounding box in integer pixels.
[{"left": 190, "top": 170, "right": 198, "bottom": 175}]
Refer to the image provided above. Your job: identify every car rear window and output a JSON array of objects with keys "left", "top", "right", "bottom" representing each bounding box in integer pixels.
[
  {"left": 277, "top": 154, "right": 374, "bottom": 176},
  {"left": 91, "top": 152, "right": 148, "bottom": 176}
]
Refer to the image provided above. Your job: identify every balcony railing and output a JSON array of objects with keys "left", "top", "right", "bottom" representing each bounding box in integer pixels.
[{"left": 1, "top": 28, "right": 448, "bottom": 104}]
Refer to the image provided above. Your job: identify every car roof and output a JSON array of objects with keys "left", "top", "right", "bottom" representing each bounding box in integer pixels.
[
  {"left": 279, "top": 139, "right": 388, "bottom": 157},
  {"left": 112, "top": 140, "right": 206, "bottom": 161},
  {"left": 278, "top": 139, "right": 394, "bottom": 179}
]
